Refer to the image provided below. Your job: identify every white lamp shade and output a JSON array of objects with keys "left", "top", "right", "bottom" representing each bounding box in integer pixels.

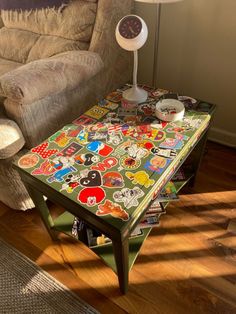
[{"left": 135, "top": 0, "right": 183, "bottom": 3}]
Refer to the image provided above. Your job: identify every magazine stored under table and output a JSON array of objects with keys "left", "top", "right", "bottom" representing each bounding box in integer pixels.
[{"left": 14, "top": 86, "right": 215, "bottom": 294}]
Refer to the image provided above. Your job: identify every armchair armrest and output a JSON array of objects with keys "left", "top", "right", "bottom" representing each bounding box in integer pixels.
[{"left": 0, "top": 50, "right": 103, "bottom": 104}]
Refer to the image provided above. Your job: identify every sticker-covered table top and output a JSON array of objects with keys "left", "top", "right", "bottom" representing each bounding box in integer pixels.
[{"left": 17, "top": 85, "right": 213, "bottom": 231}]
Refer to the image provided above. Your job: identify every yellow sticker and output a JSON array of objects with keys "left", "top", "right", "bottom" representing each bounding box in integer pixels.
[{"left": 84, "top": 106, "right": 109, "bottom": 120}]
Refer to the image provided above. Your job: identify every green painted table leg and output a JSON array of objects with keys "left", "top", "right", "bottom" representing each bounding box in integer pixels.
[
  {"left": 112, "top": 237, "right": 129, "bottom": 294},
  {"left": 26, "top": 184, "right": 58, "bottom": 241},
  {"left": 188, "top": 130, "right": 209, "bottom": 187}
]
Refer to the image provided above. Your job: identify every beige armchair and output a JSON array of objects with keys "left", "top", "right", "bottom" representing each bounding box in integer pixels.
[{"left": 0, "top": 0, "right": 132, "bottom": 210}]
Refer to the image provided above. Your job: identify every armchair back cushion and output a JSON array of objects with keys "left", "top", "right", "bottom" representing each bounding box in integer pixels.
[{"left": 0, "top": 0, "right": 98, "bottom": 63}]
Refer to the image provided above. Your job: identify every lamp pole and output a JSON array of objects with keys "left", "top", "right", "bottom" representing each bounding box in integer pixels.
[{"left": 135, "top": 0, "right": 184, "bottom": 88}]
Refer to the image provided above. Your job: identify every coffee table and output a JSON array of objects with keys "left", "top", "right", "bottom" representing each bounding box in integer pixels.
[{"left": 14, "top": 86, "right": 215, "bottom": 294}]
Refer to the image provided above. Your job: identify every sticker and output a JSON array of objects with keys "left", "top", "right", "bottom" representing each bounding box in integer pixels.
[
  {"left": 182, "top": 117, "right": 202, "bottom": 129},
  {"left": 74, "top": 153, "right": 99, "bottom": 166},
  {"left": 106, "top": 132, "right": 123, "bottom": 146},
  {"left": 118, "top": 107, "right": 137, "bottom": 116},
  {"left": 91, "top": 157, "right": 118, "bottom": 172},
  {"left": 151, "top": 147, "right": 177, "bottom": 159},
  {"left": 196, "top": 102, "right": 212, "bottom": 112},
  {"left": 60, "top": 174, "right": 80, "bottom": 193},
  {"left": 96, "top": 200, "right": 129, "bottom": 221},
  {"left": 47, "top": 166, "right": 77, "bottom": 183},
  {"left": 31, "top": 143, "right": 58, "bottom": 159},
  {"left": 87, "top": 131, "right": 107, "bottom": 142},
  {"left": 18, "top": 154, "right": 39, "bottom": 169},
  {"left": 67, "top": 126, "right": 84, "bottom": 138},
  {"left": 123, "top": 115, "right": 142, "bottom": 124},
  {"left": 73, "top": 115, "right": 96, "bottom": 125},
  {"left": 106, "top": 91, "right": 123, "bottom": 103},
  {"left": 144, "top": 156, "right": 171, "bottom": 174},
  {"left": 125, "top": 171, "right": 155, "bottom": 188},
  {"left": 84, "top": 106, "right": 109, "bottom": 120},
  {"left": 149, "top": 129, "right": 165, "bottom": 142},
  {"left": 31, "top": 160, "right": 55, "bottom": 176},
  {"left": 113, "top": 140, "right": 133, "bottom": 157},
  {"left": 57, "top": 142, "right": 83, "bottom": 157},
  {"left": 159, "top": 135, "right": 185, "bottom": 150},
  {"left": 178, "top": 96, "right": 197, "bottom": 110},
  {"left": 125, "top": 143, "right": 149, "bottom": 160},
  {"left": 98, "top": 99, "right": 119, "bottom": 110},
  {"left": 49, "top": 131, "right": 62, "bottom": 142},
  {"left": 137, "top": 140, "right": 154, "bottom": 151},
  {"left": 87, "top": 141, "right": 113, "bottom": 157},
  {"left": 149, "top": 88, "right": 169, "bottom": 98},
  {"left": 120, "top": 156, "right": 141, "bottom": 170},
  {"left": 103, "top": 112, "right": 123, "bottom": 124},
  {"left": 113, "top": 187, "right": 144, "bottom": 209},
  {"left": 150, "top": 120, "right": 168, "bottom": 129},
  {"left": 78, "top": 187, "right": 105, "bottom": 207},
  {"left": 51, "top": 156, "right": 75, "bottom": 170},
  {"left": 166, "top": 126, "right": 186, "bottom": 134},
  {"left": 107, "top": 124, "right": 123, "bottom": 134},
  {"left": 121, "top": 99, "right": 138, "bottom": 109},
  {"left": 53, "top": 132, "right": 70, "bottom": 147},
  {"left": 79, "top": 170, "right": 102, "bottom": 187},
  {"left": 139, "top": 103, "right": 155, "bottom": 116},
  {"left": 102, "top": 171, "right": 124, "bottom": 188}
]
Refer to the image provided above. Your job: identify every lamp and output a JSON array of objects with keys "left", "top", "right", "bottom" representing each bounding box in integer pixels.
[
  {"left": 135, "top": 0, "right": 183, "bottom": 87},
  {"left": 115, "top": 15, "right": 148, "bottom": 104}
]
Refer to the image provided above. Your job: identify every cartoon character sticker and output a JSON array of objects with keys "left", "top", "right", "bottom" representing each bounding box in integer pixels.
[
  {"left": 47, "top": 156, "right": 77, "bottom": 183},
  {"left": 102, "top": 172, "right": 124, "bottom": 188},
  {"left": 113, "top": 187, "right": 144, "bottom": 209},
  {"left": 84, "top": 106, "right": 109, "bottom": 120},
  {"left": 96, "top": 200, "right": 129, "bottom": 221},
  {"left": 74, "top": 153, "right": 99, "bottom": 166},
  {"left": 78, "top": 187, "right": 106, "bottom": 207},
  {"left": 31, "top": 160, "right": 56, "bottom": 176},
  {"left": 18, "top": 154, "right": 39, "bottom": 169},
  {"left": 60, "top": 174, "right": 80, "bottom": 193},
  {"left": 151, "top": 147, "right": 177, "bottom": 159},
  {"left": 144, "top": 156, "right": 171, "bottom": 174},
  {"left": 159, "top": 134, "right": 188, "bottom": 150},
  {"left": 125, "top": 171, "right": 155, "bottom": 188}
]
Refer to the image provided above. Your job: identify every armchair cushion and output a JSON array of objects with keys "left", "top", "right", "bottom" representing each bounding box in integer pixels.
[
  {"left": 0, "top": 58, "right": 22, "bottom": 76},
  {"left": 0, "top": 50, "right": 104, "bottom": 104},
  {"left": 0, "top": 108, "right": 25, "bottom": 159}
]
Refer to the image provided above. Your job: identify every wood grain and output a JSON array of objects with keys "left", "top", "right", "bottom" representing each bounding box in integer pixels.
[{"left": 0, "top": 141, "right": 236, "bottom": 313}]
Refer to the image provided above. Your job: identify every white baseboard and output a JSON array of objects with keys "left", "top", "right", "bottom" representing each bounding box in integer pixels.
[{"left": 209, "top": 127, "right": 236, "bottom": 148}]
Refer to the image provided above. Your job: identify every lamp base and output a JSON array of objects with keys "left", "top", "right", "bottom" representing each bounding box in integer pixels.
[{"left": 122, "top": 85, "right": 148, "bottom": 104}]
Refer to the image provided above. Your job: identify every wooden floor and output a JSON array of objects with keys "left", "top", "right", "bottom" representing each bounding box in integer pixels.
[{"left": 0, "top": 141, "right": 236, "bottom": 314}]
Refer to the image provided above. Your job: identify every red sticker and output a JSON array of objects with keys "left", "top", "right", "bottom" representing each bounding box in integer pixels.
[
  {"left": 91, "top": 157, "right": 118, "bottom": 172},
  {"left": 31, "top": 143, "right": 58, "bottom": 159},
  {"left": 77, "top": 187, "right": 105, "bottom": 207},
  {"left": 102, "top": 172, "right": 124, "bottom": 188}
]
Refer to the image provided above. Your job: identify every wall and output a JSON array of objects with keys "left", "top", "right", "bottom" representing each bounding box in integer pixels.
[{"left": 135, "top": 0, "right": 236, "bottom": 147}]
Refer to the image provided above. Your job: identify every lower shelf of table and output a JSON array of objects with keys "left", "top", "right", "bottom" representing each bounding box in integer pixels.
[{"left": 53, "top": 211, "right": 152, "bottom": 273}]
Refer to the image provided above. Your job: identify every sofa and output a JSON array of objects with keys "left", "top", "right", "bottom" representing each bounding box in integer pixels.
[{"left": 0, "top": 0, "right": 132, "bottom": 210}]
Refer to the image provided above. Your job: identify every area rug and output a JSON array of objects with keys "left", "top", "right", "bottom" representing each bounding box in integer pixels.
[{"left": 0, "top": 238, "right": 99, "bottom": 314}]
